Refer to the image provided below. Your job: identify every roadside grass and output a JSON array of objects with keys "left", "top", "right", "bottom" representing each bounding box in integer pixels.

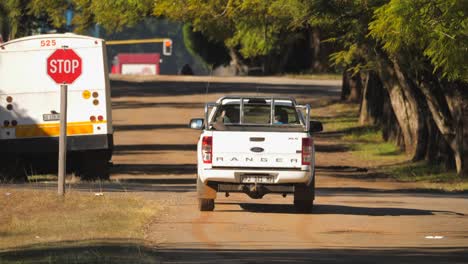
[
  {"left": 342, "top": 126, "right": 406, "bottom": 163},
  {"left": 28, "top": 174, "right": 58, "bottom": 182},
  {"left": 318, "top": 116, "right": 359, "bottom": 132},
  {"left": 383, "top": 161, "right": 459, "bottom": 182},
  {"left": 319, "top": 101, "right": 467, "bottom": 191},
  {"left": 0, "top": 189, "right": 159, "bottom": 250},
  {"left": 284, "top": 73, "right": 342, "bottom": 80},
  {"left": 382, "top": 161, "right": 468, "bottom": 192},
  {"left": 315, "top": 102, "right": 360, "bottom": 132}
]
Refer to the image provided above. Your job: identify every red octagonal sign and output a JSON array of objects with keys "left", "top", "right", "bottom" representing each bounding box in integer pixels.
[{"left": 47, "top": 49, "right": 82, "bottom": 84}]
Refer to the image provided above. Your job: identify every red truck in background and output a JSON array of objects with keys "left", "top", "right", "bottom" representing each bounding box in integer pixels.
[{"left": 111, "top": 53, "right": 160, "bottom": 75}]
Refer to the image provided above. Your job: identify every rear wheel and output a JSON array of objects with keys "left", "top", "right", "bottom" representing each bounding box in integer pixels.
[
  {"left": 0, "top": 155, "right": 27, "bottom": 183},
  {"left": 197, "top": 177, "right": 216, "bottom": 211},
  {"left": 294, "top": 178, "right": 315, "bottom": 213},
  {"left": 78, "top": 151, "right": 110, "bottom": 181},
  {"left": 198, "top": 198, "right": 215, "bottom": 211}
]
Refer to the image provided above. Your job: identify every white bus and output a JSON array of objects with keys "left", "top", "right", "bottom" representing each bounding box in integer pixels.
[{"left": 0, "top": 33, "right": 113, "bottom": 180}]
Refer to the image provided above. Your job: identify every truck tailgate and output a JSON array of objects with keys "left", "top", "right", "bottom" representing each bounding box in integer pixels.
[{"left": 212, "top": 131, "right": 304, "bottom": 168}]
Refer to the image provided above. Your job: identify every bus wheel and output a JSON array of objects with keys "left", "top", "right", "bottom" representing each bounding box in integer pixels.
[
  {"left": 79, "top": 151, "right": 110, "bottom": 181},
  {"left": 0, "top": 155, "right": 28, "bottom": 183}
]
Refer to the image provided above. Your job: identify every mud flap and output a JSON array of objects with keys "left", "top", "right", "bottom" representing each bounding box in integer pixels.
[
  {"left": 197, "top": 177, "right": 217, "bottom": 199},
  {"left": 294, "top": 176, "right": 315, "bottom": 201}
]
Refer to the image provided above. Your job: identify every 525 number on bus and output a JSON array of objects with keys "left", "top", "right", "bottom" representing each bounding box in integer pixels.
[{"left": 40, "top": 40, "right": 56, "bottom": 47}]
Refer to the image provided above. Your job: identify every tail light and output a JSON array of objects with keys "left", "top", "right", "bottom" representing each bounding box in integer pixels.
[
  {"left": 302, "top": 137, "right": 313, "bottom": 165},
  {"left": 202, "top": 136, "right": 213, "bottom": 164},
  {"left": 97, "top": 115, "right": 104, "bottom": 121},
  {"left": 90, "top": 116, "right": 96, "bottom": 122},
  {"left": 82, "top": 90, "right": 91, "bottom": 99}
]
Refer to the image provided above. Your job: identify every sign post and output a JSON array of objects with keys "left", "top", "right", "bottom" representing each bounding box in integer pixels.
[
  {"left": 58, "top": 84, "right": 67, "bottom": 195},
  {"left": 47, "top": 47, "right": 82, "bottom": 195}
]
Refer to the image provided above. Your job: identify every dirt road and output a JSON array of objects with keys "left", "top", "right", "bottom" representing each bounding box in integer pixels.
[{"left": 107, "top": 76, "right": 468, "bottom": 263}]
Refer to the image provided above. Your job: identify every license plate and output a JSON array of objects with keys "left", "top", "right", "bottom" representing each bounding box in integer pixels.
[
  {"left": 43, "top": 113, "right": 60, "bottom": 121},
  {"left": 241, "top": 175, "right": 274, "bottom": 183}
]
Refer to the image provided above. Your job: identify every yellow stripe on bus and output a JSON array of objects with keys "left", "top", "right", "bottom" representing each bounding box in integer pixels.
[
  {"left": 14, "top": 121, "right": 106, "bottom": 138},
  {"left": 106, "top": 38, "right": 167, "bottom": 45}
]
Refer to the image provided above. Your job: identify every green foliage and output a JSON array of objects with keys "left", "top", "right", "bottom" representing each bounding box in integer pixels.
[
  {"left": 28, "top": 0, "right": 68, "bottom": 28},
  {"left": 0, "top": 2, "right": 8, "bottom": 39},
  {"left": 154, "top": 0, "right": 235, "bottom": 42},
  {"left": 1, "top": 0, "right": 153, "bottom": 37},
  {"left": 369, "top": 0, "right": 468, "bottom": 81},
  {"left": 154, "top": 0, "right": 320, "bottom": 60},
  {"left": 1, "top": 0, "right": 27, "bottom": 39},
  {"left": 2, "top": 0, "right": 466, "bottom": 79},
  {"left": 182, "top": 24, "right": 230, "bottom": 68},
  {"left": 324, "top": 0, "right": 385, "bottom": 73},
  {"left": 75, "top": 0, "right": 153, "bottom": 32}
]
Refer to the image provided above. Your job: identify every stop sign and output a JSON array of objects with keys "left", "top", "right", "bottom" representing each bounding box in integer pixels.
[{"left": 47, "top": 49, "right": 82, "bottom": 84}]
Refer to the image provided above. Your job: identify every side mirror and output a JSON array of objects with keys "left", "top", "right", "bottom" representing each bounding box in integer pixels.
[
  {"left": 189, "top": 118, "right": 204, "bottom": 130},
  {"left": 309, "top": 121, "right": 323, "bottom": 133}
]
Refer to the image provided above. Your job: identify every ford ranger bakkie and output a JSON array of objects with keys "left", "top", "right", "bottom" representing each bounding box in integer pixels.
[{"left": 189, "top": 96, "right": 322, "bottom": 212}]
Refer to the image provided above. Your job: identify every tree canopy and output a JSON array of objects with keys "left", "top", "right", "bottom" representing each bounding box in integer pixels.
[
  {"left": 369, "top": 0, "right": 467, "bottom": 82},
  {"left": 1, "top": 0, "right": 466, "bottom": 175}
]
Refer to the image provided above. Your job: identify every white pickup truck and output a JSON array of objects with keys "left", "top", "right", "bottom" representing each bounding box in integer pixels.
[{"left": 189, "top": 96, "right": 323, "bottom": 212}]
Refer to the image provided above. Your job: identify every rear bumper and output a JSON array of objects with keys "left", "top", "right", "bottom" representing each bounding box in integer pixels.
[
  {"left": 199, "top": 167, "right": 312, "bottom": 184},
  {"left": 217, "top": 182, "right": 294, "bottom": 194},
  {"left": 0, "top": 134, "right": 113, "bottom": 153}
]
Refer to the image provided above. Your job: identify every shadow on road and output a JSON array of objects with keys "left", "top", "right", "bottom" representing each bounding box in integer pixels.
[
  {"left": 1, "top": 240, "right": 467, "bottom": 264},
  {"left": 230, "top": 203, "right": 465, "bottom": 216},
  {"left": 318, "top": 186, "right": 468, "bottom": 197},
  {"left": 112, "top": 101, "right": 204, "bottom": 110},
  {"left": 111, "top": 163, "right": 197, "bottom": 175},
  {"left": 114, "top": 144, "right": 197, "bottom": 152},
  {"left": 114, "top": 124, "right": 188, "bottom": 131},
  {"left": 110, "top": 80, "right": 341, "bottom": 98},
  {"left": 117, "top": 178, "right": 195, "bottom": 185}
]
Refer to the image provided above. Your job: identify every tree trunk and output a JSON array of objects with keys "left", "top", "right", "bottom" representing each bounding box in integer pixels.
[
  {"left": 341, "top": 70, "right": 363, "bottom": 102},
  {"left": 419, "top": 77, "right": 467, "bottom": 177},
  {"left": 359, "top": 71, "right": 385, "bottom": 125},
  {"left": 381, "top": 92, "right": 405, "bottom": 149},
  {"left": 444, "top": 82, "right": 467, "bottom": 177},
  {"left": 228, "top": 48, "right": 247, "bottom": 76},
  {"left": 274, "top": 44, "right": 294, "bottom": 74},
  {"left": 311, "top": 27, "right": 321, "bottom": 72},
  {"left": 306, "top": 27, "right": 328, "bottom": 72},
  {"left": 462, "top": 88, "right": 468, "bottom": 177},
  {"left": 375, "top": 53, "right": 427, "bottom": 160}
]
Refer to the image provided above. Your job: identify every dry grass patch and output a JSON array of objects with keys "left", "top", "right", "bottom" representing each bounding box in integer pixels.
[
  {"left": 284, "top": 73, "right": 342, "bottom": 80},
  {"left": 0, "top": 188, "right": 159, "bottom": 250}
]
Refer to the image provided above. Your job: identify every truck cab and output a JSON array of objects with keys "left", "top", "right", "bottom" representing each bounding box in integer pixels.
[{"left": 189, "top": 96, "right": 322, "bottom": 212}]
